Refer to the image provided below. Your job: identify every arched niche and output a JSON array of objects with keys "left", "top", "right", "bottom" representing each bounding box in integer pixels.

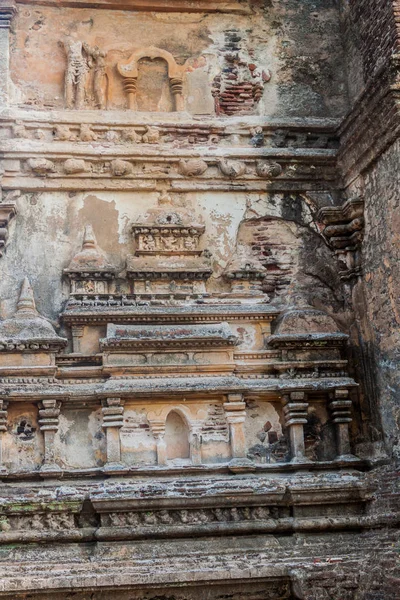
[
  {"left": 117, "top": 46, "right": 185, "bottom": 112},
  {"left": 165, "top": 410, "right": 190, "bottom": 461}
]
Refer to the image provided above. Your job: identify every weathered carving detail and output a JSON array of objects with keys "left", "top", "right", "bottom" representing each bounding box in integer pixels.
[
  {"left": 62, "top": 38, "right": 107, "bottom": 109},
  {"left": 255, "top": 160, "right": 283, "bottom": 178},
  {"left": 110, "top": 159, "right": 133, "bottom": 176},
  {"left": 117, "top": 46, "right": 185, "bottom": 112},
  {"left": 102, "top": 397, "right": 124, "bottom": 469},
  {"left": 27, "top": 158, "right": 55, "bottom": 174},
  {"left": 218, "top": 159, "right": 246, "bottom": 178},
  {"left": 318, "top": 197, "right": 364, "bottom": 281},
  {"left": 107, "top": 505, "right": 273, "bottom": 528},
  {"left": 63, "top": 158, "right": 88, "bottom": 174},
  {"left": 178, "top": 159, "right": 208, "bottom": 177},
  {"left": 0, "top": 201, "right": 17, "bottom": 257}
]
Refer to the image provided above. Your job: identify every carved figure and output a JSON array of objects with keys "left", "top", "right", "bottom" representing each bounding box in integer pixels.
[
  {"left": 0, "top": 516, "right": 10, "bottom": 532},
  {"left": 142, "top": 126, "right": 160, "bottom": 144},
  {"left": 87, "top": 46, "right": 107, "bottom": 109},
  {"left": 184, "top": 236, "right": 197, "bottom": 250},
  {"left": 162, "top": 235, "right": 178, "bottom": 250},
  {"left": 141, "top": 234, "right": 156, "bottom": 251},
  {"left": 178, "top": 159, "right": 208, "bottom": 177},
  {"left": 218, "top": 159, "right": 247, "bottom": 179},
  {"left": 63, "top": 38, "right": 91, "bottom": 109}
]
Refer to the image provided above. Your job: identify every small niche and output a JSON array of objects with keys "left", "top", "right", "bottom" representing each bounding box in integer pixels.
[
  {"left": 136, "top": 57, "right": 172, "bottom": 112},
  {"left": 165, "top": 411, "right": 190, "bottom": 460}
]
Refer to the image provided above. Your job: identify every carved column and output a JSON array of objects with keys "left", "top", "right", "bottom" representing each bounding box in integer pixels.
[
  {"left": 281, "top": 391, "right": 310, "bottom": 463},
  {"left": 102, "top": 398, "right": 124, "bottom": 469},
  {"left": 38, "top": 399, "right": 62, "bottom": 474},
  {"left": 0, "top": 0, "right": 17, "bottom": 107},
  {"left": 329, "top": 388, "right": 357, "bottom": 460},
  {"left": 0, "top": 399, "right": 8, "bottom": 475},
  {"left": 223, "top": 393, "right": 247, "bottom": 459},
  {"left": 149, "top": 420, "right": 167, "bottom": 466},
  {"left": 0, "top": 202, "right": 17, "bottom": 258},
  {"left": 170, "top": 77, "right": 184, "bottom": 112},
  {"left": 71, "top": 325, "right": 84, "bottom": 353}
]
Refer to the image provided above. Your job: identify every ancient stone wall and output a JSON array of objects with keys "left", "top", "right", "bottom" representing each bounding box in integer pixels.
[{"left": 0, "top": 0, "right": 398, "bottom": 598}]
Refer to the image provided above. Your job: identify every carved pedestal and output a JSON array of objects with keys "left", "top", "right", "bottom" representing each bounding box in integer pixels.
[
  {"left": 223, "top": 394, "right": 251, "bottom": 467},
  {"left": 330, "top": 389, "right": 357, "bottom": 461},
  {"left": 281, "top": 391, "right": 310, "bottom": 463},
  {"left": 102, "top": 398, "right": 125, "bottom": 471},
  {"left": 0, "top": 399, "right": 8, "bottom": 475},
  {"left": 38, "top": 399, "right": 62, "bottom": 475}
]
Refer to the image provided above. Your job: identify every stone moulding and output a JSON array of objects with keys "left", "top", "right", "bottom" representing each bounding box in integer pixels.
[
  {"left": 100, "top": 322, "right": 239, "bottom": 350},
  {"left": 14, "top": 0, "right": 251, "bottom": 13}
]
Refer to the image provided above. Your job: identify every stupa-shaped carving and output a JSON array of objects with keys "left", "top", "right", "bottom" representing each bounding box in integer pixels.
[
  {"left": 64, "top": 225, "right": 117, "bottom": 295},
  {"left": 127, "top": 192, "right": 212, "bottom": 297},
  {"left": 0, "top": 278, "right": 67, "bottom": 351}
]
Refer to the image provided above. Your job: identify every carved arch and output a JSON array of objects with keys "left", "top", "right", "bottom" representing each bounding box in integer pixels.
[{"left": 117, "top": 46, "right": 185, "bottom": 112}]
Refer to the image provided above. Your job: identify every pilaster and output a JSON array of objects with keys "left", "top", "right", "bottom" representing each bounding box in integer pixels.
[
  {"left": 102, "top": 398, "right": 124, "bottom": 470},
  {"left": 329, "top": 388, "right": 358, "bottom": 461},
  {"left": 38, "top": 399, "right": 62, "bottom": 475},
  {"left": 281, "top": 391, "right": 310, "bottom": 463},
  {"left": 223, "top": 393, "right": 248, "bottom": 461}
]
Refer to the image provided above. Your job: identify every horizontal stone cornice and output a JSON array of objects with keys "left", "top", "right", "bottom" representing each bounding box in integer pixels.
[{"left": 15, "top": 0, "right": 252, "bottom": 14}]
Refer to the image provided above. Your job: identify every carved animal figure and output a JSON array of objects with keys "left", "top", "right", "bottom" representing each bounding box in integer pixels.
[
  {"left": 53, "top": 124, "right": 72, "bottom": 141},
  {"left": 123, "top": 128, "right": 141, "bottom": 143},
  {"left": 110, "top": 159, "right": 132, "bottom": 177},
  {"left": 178, "top": 159, "right": 208, "bottom": 177},
  {"left": 79, "top": 124, "right": 97, "bottom": 142},
  {"left": 142, "top": 126, "right": 160, "bottom": 144},
  {"left": 255, "top": 160, "right": 283, "bottom": 178},
  {"left": 218, "top": 159, "right": 246, "bottom": 178},
  {"left": 27, "top": 158, "right": 55, "bottom": 174},
  {"left": 12, "top": 120, "right": 28, "bottom": 139},
  {"left": 64, "top": 159, "right": 88, "bottom": 174}
]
